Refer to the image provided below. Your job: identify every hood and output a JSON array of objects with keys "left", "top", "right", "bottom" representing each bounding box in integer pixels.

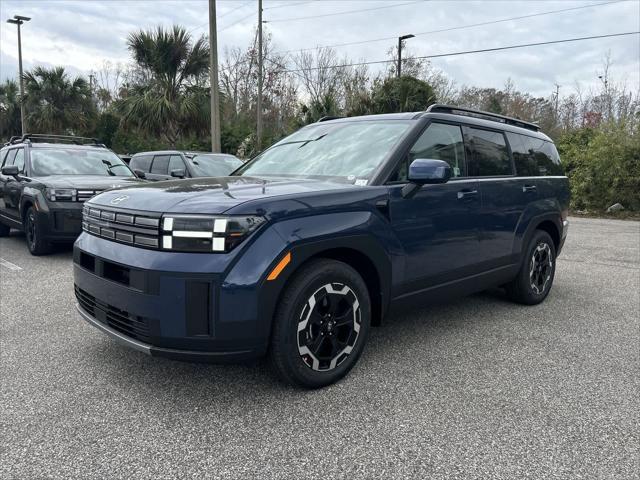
[
  {"left": 36, "top": 175, "right": 144, "bottom": 190},
  {"left": 88, "top": 176, "right": 355, "bottom": 214}
]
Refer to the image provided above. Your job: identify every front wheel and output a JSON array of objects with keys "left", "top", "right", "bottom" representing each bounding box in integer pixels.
[
  {"left": 505, "top": 230, "right": 556, "bottom": 305},
  {"left": 269, "top": 259, "right": 371, "bottom": 388},
  {"left": 24, "top": 207, "right": 51, "bottom": 256}
]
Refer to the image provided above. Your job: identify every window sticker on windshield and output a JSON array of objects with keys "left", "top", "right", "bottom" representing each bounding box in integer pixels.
[
  {"left": 347, "top": 175, "right": 356, "bottom": 182},
  {"left": 354, "top": 178, "right": 368, "bottom": 186}
]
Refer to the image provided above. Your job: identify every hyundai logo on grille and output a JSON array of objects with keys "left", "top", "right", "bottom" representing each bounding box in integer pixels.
[{"left": 110, "top": 195, "right": 129, "bottom": 205}]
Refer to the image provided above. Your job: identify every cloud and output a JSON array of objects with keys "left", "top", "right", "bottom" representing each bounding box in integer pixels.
[{"left": 1, "top": 0, "right": 638, "bottom": 97}]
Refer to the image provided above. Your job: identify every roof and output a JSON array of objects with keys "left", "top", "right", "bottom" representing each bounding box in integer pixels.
[
  {"left": 313, "top": 105, "right": 552, "bottom": 141},
  {"left": 132, "top": 150, "right": 238, "bottom": 157}
]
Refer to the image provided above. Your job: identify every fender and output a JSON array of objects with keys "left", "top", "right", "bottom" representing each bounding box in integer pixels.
[
  {"left": 221, "top": 211, "right": 394, "bottom": 349},
  {"left": 514, "top": 211, "right": 563, "bottom": 261}
]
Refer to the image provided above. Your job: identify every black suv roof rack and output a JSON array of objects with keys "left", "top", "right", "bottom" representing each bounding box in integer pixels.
[
  {"left": 317, "top": 116, "right": 343, "bottom": 122},
  {"left": 6, "top": 133, "right": 105, "bottom": 146},
  {"left": 426, "top": 104, "right": 540, "bottom": 132}
]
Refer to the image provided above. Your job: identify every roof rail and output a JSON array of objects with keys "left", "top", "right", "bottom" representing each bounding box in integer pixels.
[
  {"left": 317, "top": 116, "right": 342, "bottom": 122},
  {"left": 426, "top": 104, "right": 540, "bottom": 132},
  {"left": 8, "top": 133, "right": 104, "bottom": 146}
]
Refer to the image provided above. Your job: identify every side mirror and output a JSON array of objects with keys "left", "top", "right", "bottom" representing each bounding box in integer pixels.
[
  {"left": 170, "top": 169, "right": 186, "bottom": 179},
  {"left": 402, "top": 159, "right": 452, "bottom": 198},
  {"left": 133, "top": 169, "right": 146, "bottom": 179},
  {"left": 1, "top": 165, "right": 19, "bottom": 177}
]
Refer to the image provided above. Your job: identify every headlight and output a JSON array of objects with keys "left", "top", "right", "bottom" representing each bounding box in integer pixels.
[
  {"left": 161, "top": 215, "right": 265, "bottom": 252},
  {"left": 46, "top": 188, "right": 76, "bottom": 202}
]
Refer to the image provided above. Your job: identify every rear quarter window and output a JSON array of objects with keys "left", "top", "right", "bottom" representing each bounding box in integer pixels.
[
  {"left": 507, "top": 133, "right": 564, "bottom": 176},
  {"left": 130, "top": 155, "right": 153, "bottom": 172}
]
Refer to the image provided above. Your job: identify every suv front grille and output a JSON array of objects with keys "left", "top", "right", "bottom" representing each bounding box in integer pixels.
[
  {"left": 82, "top": 205, "right": 161, "bottom": 249},
  {"left": 77, "top": 190, "right": 102, "bottom": 202},
  {"left": 75, "top": 285, "right": 151, "bottom": 342}
]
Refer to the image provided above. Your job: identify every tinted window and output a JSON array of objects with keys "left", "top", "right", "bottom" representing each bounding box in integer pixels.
[
  {"left": 131, "top": 155, "right": 153, "bottom": 172},
  {"left": 466, "top": 127, "right": 512, "bottom": 176},
  {"left": 13, "top": 148, "right": 25, "bottom": 174},
  {"left": 0, "top": 149, "right": 8, "bottom": 167},
  {"left": 390, "top": 122, "right": 466, "bottom": 182},
  {"left": 30, "top": 148, "right": 133, "bottom": 176},
  {"left": 168, "top": 155, "right": 185, "bottom": 174},
  {"left": 151, "top": 155, "right": 170, "bottom": 174},
  {"left": 507, "top": 133, "right": 563, "bottom": 176}
]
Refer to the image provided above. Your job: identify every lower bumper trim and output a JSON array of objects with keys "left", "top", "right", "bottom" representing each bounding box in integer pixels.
[{"left": 76, "top": 303, "right": 256, "bottom": 360}]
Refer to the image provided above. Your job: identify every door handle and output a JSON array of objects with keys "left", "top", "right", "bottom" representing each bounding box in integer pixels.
[
  {"left": 457, "top": 189, "right": 478, "bottom": 200},
  {"left": 522, "top": 184, "right": 537, "bottom": 193}
]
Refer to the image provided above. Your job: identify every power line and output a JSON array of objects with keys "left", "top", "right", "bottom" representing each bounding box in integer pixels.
[
  {"left": 274, "top": 31, "right": 640, "bottom": 73},
  {"left": 272, "top": 0, "right": 625, "bottom": 54},
  {"left": 219, "top": 0, "right": 252, "bottom": 18},
  {"left": 219, "top": 10, "right": 257, "bottom": 32},
  {"left": 264, "top": 1, "right": 313, "bottom": 10},
  {"left": 266, "top": 0, "right": 423, "bottom": 23}
]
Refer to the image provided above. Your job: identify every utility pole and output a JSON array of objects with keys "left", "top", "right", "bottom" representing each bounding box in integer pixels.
[
  {"left": 554, "top": 83, "right": 560, "bottom": 120},
  {"left": 256, "top": 0, "right": 263, "bottom": 152},
  {"left": 208, "top": 0, "right": 221, "bottom": 152},
  {"left": 7, "top": 15, "right": 31, "bottom": 135},
  {"left": 397, "top": 34, "right": 414, "bottom": 78}
]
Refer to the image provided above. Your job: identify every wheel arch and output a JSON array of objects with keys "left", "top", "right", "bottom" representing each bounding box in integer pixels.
[{"left": 535, "top": 219, "right": 561, "bottom": 252}]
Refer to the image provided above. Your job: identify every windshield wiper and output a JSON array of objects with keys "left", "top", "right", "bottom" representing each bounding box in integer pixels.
[
  {"left": 101, "top": 159, "right": 129, "bottom": 176},
  {"left": 297, "top": 133, "right": 328, "bottom": 149}
]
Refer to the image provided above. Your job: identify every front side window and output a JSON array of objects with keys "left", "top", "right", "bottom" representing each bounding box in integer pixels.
[
  {"left": 13, "top": 148, "right": 25, "bottom": 174},
  {"left": 466, "top": 127, "right": 512, "bottom": 176},
  {"left": 236, "top": 121, "right": 412, "bottom": 183},
  {"left": 3, "top": 149, "right": 17, "bottom": 167},
  {"left": 0, "top": 149, "right": 8, "bottom": 167},
  {"left": 151, "top": 155, "right": 170, "bottom": 175},
  {"left": 30, "top": 148, "right": 133, "bottom": 177},
  {"left": 168, "top": 155, "right": 185, "bottom": 174},
  {"left": 389, "top": 122, "right": 466, "bottom": 182}
]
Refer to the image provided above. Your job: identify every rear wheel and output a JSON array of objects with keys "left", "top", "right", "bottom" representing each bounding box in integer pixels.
[
  {"left": 0, "top": 222, "right": 9, "bottom": 237},
  {"left": 270, "top": 259, "right": 371, "bottom": 388},
  {"left": 24, "top": 207, "right": 51, "bottom": 256},
  {"left": 506, "top": 230, "right": 556, "bottom": 305}
]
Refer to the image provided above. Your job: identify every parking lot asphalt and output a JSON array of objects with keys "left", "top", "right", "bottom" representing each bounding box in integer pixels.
[{"left": 1, "top": 216, "right": 638, "bottom": 479}]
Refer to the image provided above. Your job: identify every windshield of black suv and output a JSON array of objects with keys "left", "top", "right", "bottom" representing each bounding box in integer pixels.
[
  {"left": 189, "top": 154, "right": 243, "bottom": 177},
  {"left": 235, "top": 120, "right": 412, "bottom": 183},
  {"left": 30, "top": 147, "right": 134, "bottom": 177}
]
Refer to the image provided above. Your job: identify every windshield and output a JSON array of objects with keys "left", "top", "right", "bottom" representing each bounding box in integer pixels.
[
  {"left": 189, "top": 154, "right": 243, "bottom": 177},
  {"left": 30, "top": 148, "right": 134, "bottom": 177},
  {"left": 236, "top": 121, "right": 412, "bottom": 182}
]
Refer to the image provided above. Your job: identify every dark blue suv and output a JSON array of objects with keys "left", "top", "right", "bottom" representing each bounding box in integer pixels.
[{"left": 73, "top": 105, "right": 569, "bottom": 388}]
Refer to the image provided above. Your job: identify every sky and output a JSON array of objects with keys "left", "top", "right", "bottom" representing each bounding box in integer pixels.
[{"left": 1, "top": 0, "right": 639, "bottom": 99}]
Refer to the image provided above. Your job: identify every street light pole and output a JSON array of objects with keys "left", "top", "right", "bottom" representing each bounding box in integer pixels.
[
  {"left": 256, "top": 0, "right": 263, "bottom": 152},
  {"left": 208, "top": 0, "right": 221, "bottom": 152},
  {"left": 7, "top": 15, "right": 31, "bottom": 135},
  {"left": 397, "top": 34, "right": 414, "bottom": 78}
]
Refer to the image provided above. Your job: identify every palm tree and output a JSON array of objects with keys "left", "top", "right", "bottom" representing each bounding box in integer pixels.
[
  {"left": 0, "top": 79, "right": 22, "bottom": 140},
  {"left": 119, "top": 25, "right": 210, "bottom": 146},
  {"left": 22, "top": 66, "right": 95, "bottom": 134}
]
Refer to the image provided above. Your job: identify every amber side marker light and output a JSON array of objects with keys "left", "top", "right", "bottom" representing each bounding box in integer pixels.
[{"left": 267, "top": 252, "right": 291, "bottom": 281}]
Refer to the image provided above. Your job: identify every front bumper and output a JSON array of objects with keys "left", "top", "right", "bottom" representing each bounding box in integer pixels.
[
  {"left": 76, "top": 303, "right": 255, "bottom": 361},
  {"left": 73, "top": 227, "right": 288, "bottom": 361},
  {"left": 39, "top": 202, "right": 84, "bottom": 241}
]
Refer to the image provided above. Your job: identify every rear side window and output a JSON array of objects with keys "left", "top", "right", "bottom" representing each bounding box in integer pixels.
[
  {"left": 131, "top": 155, "right": 153, "bottom": 172},
  {"left": 507, "top": 133, "right": 563, "bottom": 176},
  {"left": 151, "top": 155, "right": 170, "bottom": 174},
  {"left": 466, "top": 127, "right": 512, "bottom": 176}
]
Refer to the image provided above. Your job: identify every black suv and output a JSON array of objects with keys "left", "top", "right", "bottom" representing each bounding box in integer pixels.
[
  {"left": 0, "top": 134, "right": 142, "bottom": 255},
  {"left": 74, "top": 105, "right": 569, "bottom": 388},
  {"left": 129, "top": 150, "right": 242, "bottom": 181}
]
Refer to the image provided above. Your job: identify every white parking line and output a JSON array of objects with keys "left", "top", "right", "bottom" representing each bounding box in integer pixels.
[{"left": 0, "top": 258, "right": 22, "bottom": 271}]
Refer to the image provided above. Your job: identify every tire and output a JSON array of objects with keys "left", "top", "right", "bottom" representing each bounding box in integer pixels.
[
  {"left": 269, "top": 259, "right": 371, "bottom": 388},
  {"left": 506, "top": 230, "right": 556, "bottom": 305},
  {"left": 24, "top": 207, "right": 51, "bottom": 256},
  {"left": 0, "top": 221, "right": 9, "bottom": 237}
]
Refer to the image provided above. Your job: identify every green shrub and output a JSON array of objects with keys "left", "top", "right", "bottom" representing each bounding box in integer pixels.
[{"left": 557, "top": 122, "right": 640, "bottom": 212}]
